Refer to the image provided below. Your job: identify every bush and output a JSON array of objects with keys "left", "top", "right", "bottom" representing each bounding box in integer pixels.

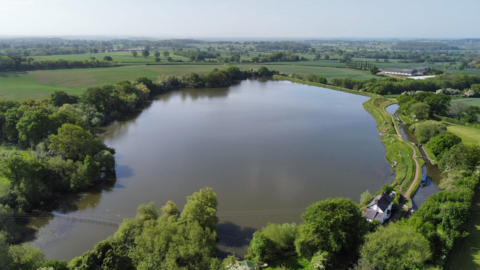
[
  {"left": 357, "top": 223, "right": 431, "bottom": 270},
  {"left": 411, "top": 120, "right": 447, "bottom": 143},
  {"left": 360, "top": 190, "right": 373, "bottom": 206},
  {"left": 410, "top": 102, "right": 430, "bottom": 120},
  {"left": 427, "top": 133, "right": 462, "bottom": 156}
]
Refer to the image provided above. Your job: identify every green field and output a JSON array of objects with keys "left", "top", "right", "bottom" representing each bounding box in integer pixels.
[
  {"left": 33, "top": 51, "right": 190, "bottom": 65},
  {"left": 444, "top": 123, "right": 480, "bottom": 145},
  {"left": 452, "top": 98, "right": 480, "bottom": 107},
  {"left": 0, "top": 64, "right": 377, "bottom": 100}
]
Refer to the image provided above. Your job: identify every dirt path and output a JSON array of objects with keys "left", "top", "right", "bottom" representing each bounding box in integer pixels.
[{"left": 383, "top": 105, "right": 420, "bottom": 198}]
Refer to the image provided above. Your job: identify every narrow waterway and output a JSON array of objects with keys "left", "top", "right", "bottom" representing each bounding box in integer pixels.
[{"left": 385, "top": 105, "right": 441, "bottom": 209}]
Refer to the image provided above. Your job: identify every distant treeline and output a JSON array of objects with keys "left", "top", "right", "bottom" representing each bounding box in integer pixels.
[
  {"left": 173, "top": 49, "right": 220, "bottom": 60},
  {"left": 254, "top": 41, "right": 310, "bottom": 52},
  {"left": 0, "top": 56, "right": 116, "bottom": 71},
  {"left": 251, "top": 51, "right": 302, "bottom": 63},
  {"left": 393, "top": 41, "right": 459, "bottom": 51}
]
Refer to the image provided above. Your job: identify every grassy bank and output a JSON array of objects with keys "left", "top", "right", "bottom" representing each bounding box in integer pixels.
[
  {"left": 363, "top": 97, "right": 418, "bottom": 193},
  {"left": 272, "top": 75, "right": 375, "bottom": 97}
]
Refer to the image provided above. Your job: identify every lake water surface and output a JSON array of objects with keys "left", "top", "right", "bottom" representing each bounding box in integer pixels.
[{"left": 29, "top": 79, "right": 394, "bottom": 260}]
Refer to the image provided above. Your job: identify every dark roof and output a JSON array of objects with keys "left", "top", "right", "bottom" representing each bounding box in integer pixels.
[
  {"left": 384, "top": 68, "right": 416, "bottom": 73},
  {"left": 375, "top": 193, "right": 394, "bottom": 211}
]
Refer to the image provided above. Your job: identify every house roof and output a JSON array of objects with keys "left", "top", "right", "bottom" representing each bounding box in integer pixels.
[
  {"left": 364, "top": 208, "right": 379, "bottom": 220},
  {"left": 368, "top": 192, "right": 394, "bottom": 212},
  {"left": 385, "top": 68, "right": 416, "bottom": 73}
]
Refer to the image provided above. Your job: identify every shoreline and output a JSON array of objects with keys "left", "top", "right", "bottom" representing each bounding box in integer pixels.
[{"left": 274, "top": 76, "right": 422, "bottom": 202}]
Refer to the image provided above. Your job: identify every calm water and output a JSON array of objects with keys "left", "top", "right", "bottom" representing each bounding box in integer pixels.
[
  {"left": 29, "top": 79, "right": 394, "bottom": 260},
  {"left": 385, "top": 105, "right": 441, "bottom": 209}
]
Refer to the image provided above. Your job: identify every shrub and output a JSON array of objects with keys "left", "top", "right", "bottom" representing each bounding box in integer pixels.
[
  {"left": 411, "top": 120, "right": 447, "bottom": 143},
  {"left": 427, "top": 133, "right": 462, "bottom": 156}
]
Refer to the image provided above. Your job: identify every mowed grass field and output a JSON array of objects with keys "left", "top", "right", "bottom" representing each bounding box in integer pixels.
[
  {"left": 444, "top": 123, "right": 480, "bottom": 145},
  {"left": 452, "top": 98, "right": 480, "bottom": 107},
  {"left": 0, "top": 64, "right": 377, "bottom": 100}
]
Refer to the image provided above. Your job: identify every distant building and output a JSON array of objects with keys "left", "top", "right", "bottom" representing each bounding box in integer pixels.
[
  {"left": 128, "top": 47, "right": 145, "bottom": 52},
  {"left": 384, "top": 68, "right": 418, "bottom": 76},
  {"left": 363, "top": 192, "right": 394, "bottom": 224},
  {"left": 414, "top": 67, "right": 428, "bottom": 75}
]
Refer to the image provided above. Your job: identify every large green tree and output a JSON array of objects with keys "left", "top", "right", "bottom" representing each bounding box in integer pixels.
[
  {"left": 295, "top": 198, "right": 368, "bottom": 258},
  {"left": 49, "top": 124, "right": 100, "bottom": 161},
  {"left": 412, "top": 120, "right": 447, "bottom": 143},
  {"left": 427, "top": 133, "right": 462, "bottom": 156},
  {"left": 357, "top": 223, "right": 431, "bottom": 270},
  {"left": 180, "top": 187, "right": 219, "bottom": 231},
  {"left": 463, "top": 105, "right": 480, "bottom": 123}
]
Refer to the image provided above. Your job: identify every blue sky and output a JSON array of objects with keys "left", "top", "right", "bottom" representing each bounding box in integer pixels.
[{"left": 0, "top": 0, "right": 478, "bottom": 38}]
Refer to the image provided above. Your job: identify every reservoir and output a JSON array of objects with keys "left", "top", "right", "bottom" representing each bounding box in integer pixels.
[{"left": 29, "top": 79, "right": 394, "bottom": 260}]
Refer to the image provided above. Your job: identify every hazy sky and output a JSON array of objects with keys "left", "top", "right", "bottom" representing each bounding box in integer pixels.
[{"left": 1, "top": 0, "right": 479, "bottom": 38}]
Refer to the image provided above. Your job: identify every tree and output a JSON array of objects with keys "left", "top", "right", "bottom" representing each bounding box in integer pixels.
[
  {"left": 166, "top": 56, "right": 172, "bottom": 62},
  {"left": 103, "top": 56, "right": 113, "bottom": 61},
  {"left": 360, "top": 190, "right": 373, "bottom": 206},
  {"left": 439, "top": 143, "right": 480, "bottom": 171},
  {"left": 424, "top": 93, "right": 451, "bottom": 116},
  {"left": 247, "top": 231, "right": 277, "bottom": 264},
  {"left": 141, "top": 49, "right": 150, "bottom": 58},
  {"left": 295, "top": 198, "right": 368, "bottom": 258},
  {"left": 163, "top": 51, "right": 170, "bottom": 57},
  {"left": 448, "top": 101, "right": 467, "bottom": 120},
  {"left": 357, "top": 223, "right": 431, "bottom": 270},
  {"left": 427, "top": 133, "right": 462, "bottom": 156},
  {"left": 246, "top": 223, "right": 298, "bottom": 263},
  {"left": 412, "top": 120, "right": 447, "bottom": 143},
  {"left": 463, "top": 105, "right": 480, "bottom": 123},
  {"left": 180, "top": 187, "right": 218, "bottom": 231},
  {"left": 324, "top": 54, "right": 330, "bottom": 60},
  {"left": 49, "top": 124, "right": 100, "bottom": 161},
  {"left": 155, "top": 57, "right": 161, "bottom": 63},
  {"left": 154, "top": 51, "right": 160, "bottom": 58},
  {"left": 48, "top": 90, "right": 78, "bottom": 107},
  {"left": 410, "top": 102, "right": 430, "bottom": 120},
  {"left": 131, "top": 51, "right": 138, "bottom": 57},
  {"left": 369, "top": 65, "right": 379, "bottom": 75},
  {"left": 16, "top": 108, "right": 53, "bottom": 146},
  {"left": 9, "top": 244, "right": 45, "bottom": 270},
  {"left": 257, "top": 66, "right": 271, "bottom": 77}
]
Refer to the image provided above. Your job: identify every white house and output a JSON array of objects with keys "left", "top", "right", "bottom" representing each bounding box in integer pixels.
[{"left": 363, "top": 192, "right": 394, "bottom": 224}]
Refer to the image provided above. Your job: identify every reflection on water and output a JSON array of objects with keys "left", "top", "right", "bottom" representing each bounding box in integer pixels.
[
  {"left": 29, "top": 79, "right": 395, "bottom": 260},
  {"left": 385, "top": 104, "right": 441, "bottom": 209}
]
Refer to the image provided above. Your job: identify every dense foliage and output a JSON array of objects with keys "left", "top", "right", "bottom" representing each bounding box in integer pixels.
[
  {"left": 68, "top": 188, "right": 227, "bottom": 270},
  {"left": 329, "top": 73, "right": 480, "bottom": 95},
  {"left": 356, "top": 223, "right": 432, "bottom": 270}
]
